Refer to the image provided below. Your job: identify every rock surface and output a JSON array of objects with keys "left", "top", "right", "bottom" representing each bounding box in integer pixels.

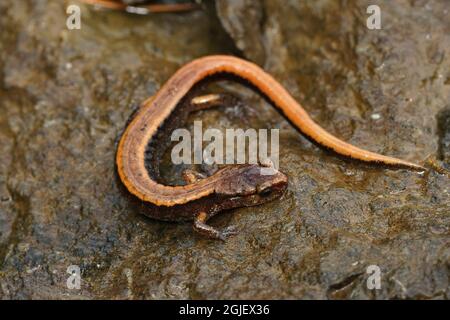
[{"left": 0, "top": 0, "right": 449, "bottom": 299}]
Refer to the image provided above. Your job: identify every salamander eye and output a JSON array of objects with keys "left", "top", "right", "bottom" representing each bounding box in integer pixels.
[
  {"left": 257, "top": 184, "right": 273, "bottom": 196},
  {"left": 259, "top": 188, "right": 273, "bottom": 196}
]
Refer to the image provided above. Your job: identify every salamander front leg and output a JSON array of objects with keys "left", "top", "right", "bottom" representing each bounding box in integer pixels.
[{"left": 193, "top": 212, "right": 237, "bottom": 241}]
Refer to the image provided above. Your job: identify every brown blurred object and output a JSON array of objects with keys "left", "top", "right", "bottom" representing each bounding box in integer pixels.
[{"left": 79, "top": 0, "right": 201, "bottom": 14}]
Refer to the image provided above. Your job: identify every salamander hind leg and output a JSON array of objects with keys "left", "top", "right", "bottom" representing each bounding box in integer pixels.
[
  {"left": 193, "top": 212, "right": 238, "bottom": 241},
  {"left": 190, "top": 93, "right": 242, "bottom": 111},
  {"left": 182, "top": 169, "right": 207, "bottom": 184}
]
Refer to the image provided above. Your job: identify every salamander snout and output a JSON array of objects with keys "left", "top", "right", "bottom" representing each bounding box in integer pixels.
[
  {"left": 254, "top": 168, "right": 288, "bottom": 200},
  {"left": 215, "top": 164, "right": 288, "bottom": 205},
  {"left": 239, "top": 164, "right": 288, "bottom": 207}
]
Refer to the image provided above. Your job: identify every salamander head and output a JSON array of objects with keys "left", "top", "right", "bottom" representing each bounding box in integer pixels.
[{"left": 214, "top": 164, "right": 288, "bottom": 207}]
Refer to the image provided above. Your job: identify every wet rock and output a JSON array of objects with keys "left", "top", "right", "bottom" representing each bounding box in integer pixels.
[
  {"left": 215, "top": 0, "right": 450, "bottom": 299},
  {"left": 437, "top": 108, "right": 450, "bottom": 163},
  {"left": 0, "top": 0, "right": 449, "bottom": 300},
  {"left": 216, "top": 0, "right": 266, "bottom": 65}
]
